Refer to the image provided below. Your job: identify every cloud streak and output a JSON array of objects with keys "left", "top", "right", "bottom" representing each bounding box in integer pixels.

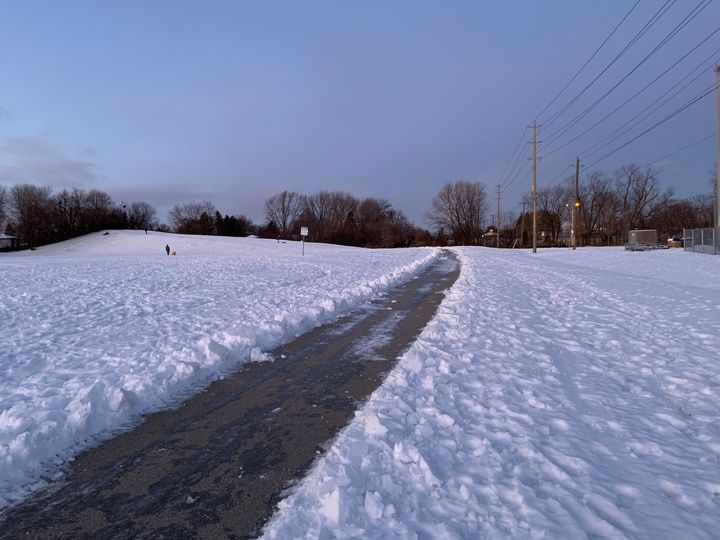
[{"left": 0, "top": 134, "right": 99, "bottom": 187}]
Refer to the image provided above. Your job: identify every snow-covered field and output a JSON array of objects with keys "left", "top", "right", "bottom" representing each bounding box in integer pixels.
[
  {"left": 264, "top": 247, "right": 720, "bottom": 540},
  {"left": 0, "top": 231, "right": 438, "bottom": 510}
]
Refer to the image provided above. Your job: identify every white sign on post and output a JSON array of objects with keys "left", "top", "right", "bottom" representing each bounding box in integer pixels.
[{"left": 300, "top": 226, "right": 309, "bottom": 256}]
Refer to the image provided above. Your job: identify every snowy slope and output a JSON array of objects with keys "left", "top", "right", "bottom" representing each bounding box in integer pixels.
[
  {"left": 0, "top": 230, "right": 439, "bottom": 510},
  {"left": 264, "top": 247, "right": 720, "bottom": 539},
  {"left": 537, "top": 246, "right": 720, "bottom": 291}
]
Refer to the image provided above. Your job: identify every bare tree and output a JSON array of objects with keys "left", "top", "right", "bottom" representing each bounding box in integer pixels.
[
  {"left": 0, "top": 185, "right": 7, "bottom": 230},
  {"left": 356, "top": 198, "right": 412, "bottom": 247},
  {"left": 614, "top": 164, "right": 667, "bottom": 239},
  {"left": 536, "top": 184, "right": 571, "bottom": 245},
  {"left": 264, "top": 191, "right": 303, "bottom": 236},
  {"left": 127, "top": 201, "right": 158, "bottom": 230},
  {"left": 169, "top": 200, "right": 217, "bottom": 234},
  {"left": 10, "top": 184, "right": 53, "bottom": 249},
  {"left": 648, "top": 198, "right": 696, "bottom": 239},
  {"left": 580, "top": 172, "right": 619, "bottom": 245},
  {"left": 689, "top": 193, "right": 714, "bottom": 227},
  {"left": 426, "top": 181, "right": 488, "bottom": 245},
  {"left": 53, "top": 188, "right": 86, "bottom": 239},
  {"left": 300, "top": 191, "right": 333, "bottom": 241},
  {"left": 82, "top": 189, "right": 124, "bottom": 231}
]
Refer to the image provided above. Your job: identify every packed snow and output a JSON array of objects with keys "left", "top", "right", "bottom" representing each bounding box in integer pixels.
[
  {"left": 0, "top": 230, "right": 438, "bottom": 510},
  {"left": 264, "top": 247, "right": 720, "bottom": 539}
]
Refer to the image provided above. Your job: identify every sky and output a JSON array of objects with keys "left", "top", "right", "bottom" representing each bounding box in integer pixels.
[{"left": 0, "top": 1, "right": 718, "bottom": 227}]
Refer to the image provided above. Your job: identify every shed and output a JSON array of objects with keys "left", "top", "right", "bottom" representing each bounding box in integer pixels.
[
  {"left": 0, "top": 234, "right": 20, "bottom": 251},
  {"left": 625, "top": 229, "right": 667, "bottom": 251}
]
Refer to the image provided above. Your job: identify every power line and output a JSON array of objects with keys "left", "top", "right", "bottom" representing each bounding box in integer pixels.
[
  {"left": 582, "top": 60, "right": 719, "bottom": 160},
  {"left": 500, "top": 132, "right": 528, "bottom": 189},
  {"left": 536, "top": 0, "right": 642, "bottom": 122},
  {"left": 542, "top": 0, "right": 677, "bottom": 130},
  {"left": 500, "top": 1, "right": 673, "bottom": 198},
  {"left": 545, "top": 164, "right": 576, "bottom": 189},
  {"left": 647, "top": 131, "right": 716, "bottom": 164},
  {"left": 497, "top": 127, "right": 529, "bottom": 187},
  {"left": 541, "top": 26, "right": 720, "bottom": 159},
  {"left": 577, "top": 43, "right": 720, "bottom": 157},
  {"left": 582, "top": 82, "right": 719, "bottom": 169},
  {"left": 542, "top": 0, "right": 713, "bottom": 147},
  {"left": 503, "top": 164, "right": 531, "bottom": 195}
]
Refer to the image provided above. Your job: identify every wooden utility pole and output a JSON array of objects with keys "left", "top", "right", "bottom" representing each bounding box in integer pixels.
[
  {"left": 496, "top": 184, "right": 501, "bottom": 248},
  {"left": 572, "top": 157, "right": 579, "bottom": 250},
  {"left": 532, "top": 120, "right": 538, "bottom": 254},
  {"left": 715, "top": 65, "right": 720, "bottom": 254},
  {"left": 519, "top": 200, "right": 526, "bottom": 248}
]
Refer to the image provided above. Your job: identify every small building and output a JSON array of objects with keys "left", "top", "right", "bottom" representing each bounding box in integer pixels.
[
  {"left": 625, "top": 229, "right": 667, "bottom": 251},
  {"left": 0, "top": 234, "right": 20, "bottom": 251}
]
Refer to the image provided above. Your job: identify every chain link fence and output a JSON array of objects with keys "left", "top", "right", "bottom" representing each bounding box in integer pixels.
[{"left": 683, "top": 228, "right": 717, "bottom": 255}]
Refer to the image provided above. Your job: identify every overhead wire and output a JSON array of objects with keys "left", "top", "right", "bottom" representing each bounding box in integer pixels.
[
  {"left": 497, "top": 127, "right": 530, "bottom": 187},
  {"left": 581, "top": 55, "right": 719, "bottom": 160},
  {"left": 496, "top": 1, "right": 646, "bottom": 200},
  {"left": 582, "top": 82, "right": 719, "bottom": 169},
  {"left": 540, "top": 25, "right": 720, "bottom": 159},
  {"left": 535, "top": 0, "right": 642, "bottom": 122},
  {"left": 647, "top": 131, "right": 717, "bottom": 164},
  {"left": 541, "top": 0, "right": 713, "bottom": 147},
  {"left": 541, "top": 0, "right": 677, "bottom": 130}
]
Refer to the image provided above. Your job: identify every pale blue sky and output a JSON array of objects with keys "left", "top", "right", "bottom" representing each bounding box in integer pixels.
[{"left": 0, "top": 1, "right": 718, "bottom": 226}]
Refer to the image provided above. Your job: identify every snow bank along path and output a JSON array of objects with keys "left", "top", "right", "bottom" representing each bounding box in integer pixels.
[
  {"left": 264, "top": 247, "right": 720, "bottom": 539},
  {"left": 0, "top": 231, "right": 439, "bottom": 510}
]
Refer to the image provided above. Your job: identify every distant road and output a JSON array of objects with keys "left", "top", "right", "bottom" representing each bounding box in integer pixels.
[{"left": 0, "top": 252, "right": 459, "bottom": 540}]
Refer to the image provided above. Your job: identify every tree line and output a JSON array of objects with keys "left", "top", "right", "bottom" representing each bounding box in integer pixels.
[
  {"left": 421, "top": 165, "right": 714, "bottom": 248},
  {"left": 0, "top": 163, "right": 713, "bottom": 250},
  {"left": 263, "top": 190, "right": 431, "bottom": 247},
  {"left": 0, "top": 184, "right": 159, "bottom": 249},
  {"left": 0, "top": 183, "right": 430, "bottom": 250},
  {"left": 0, "top": 183, "right": 263, "bottom": 250},
  {"left": 509, "top": 164, "right": 715, "bottom": 247}
]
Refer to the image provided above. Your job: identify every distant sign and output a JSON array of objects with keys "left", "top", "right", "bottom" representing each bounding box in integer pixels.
[{"left": 300, "top": 226, "right": 309, "bottom": 236}]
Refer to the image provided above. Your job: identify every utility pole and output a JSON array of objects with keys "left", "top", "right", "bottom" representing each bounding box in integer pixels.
[
  {"left": 532, "top": 120, "right": 538, "bottom": 254},
  {"left": 715, "top": 65, "right": 720, "bottom": 254},
  {"left": 572, "top": 157, "right": 579, "bottom": 250},
  {"left": 496, "top": 184, "right": 501, "bottom": 248},
  {"left": 519, "top": 200, "right": 526, "bottom": 248}
]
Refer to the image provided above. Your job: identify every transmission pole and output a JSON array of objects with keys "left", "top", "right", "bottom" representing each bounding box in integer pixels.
[
  {"left": 519, "top": 200, "right": 526, "bottom": 248},
  {"left": 496, "top": 184, "right": 501, "bottom": 248},
  {"left": 715, "top": 65, "right": 720, "bottom": 254},
  {"left": 532, "top": 120, "right": 538, "bottom": 254},
  {"left": 572, "top": 157, "right": 579, "bottom": 250}
]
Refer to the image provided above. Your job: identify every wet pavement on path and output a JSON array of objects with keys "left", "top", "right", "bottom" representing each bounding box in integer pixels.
[{"left": 1, "top": 251, "right": 459, "bottom": 540}]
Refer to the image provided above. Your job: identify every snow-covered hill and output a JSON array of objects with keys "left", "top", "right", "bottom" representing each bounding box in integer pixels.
[{"left": 0, "top": 230, "right": 438, "bottom": 509}]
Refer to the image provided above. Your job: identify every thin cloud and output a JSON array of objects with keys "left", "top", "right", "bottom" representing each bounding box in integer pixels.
[
  {"left": 0, "top": 106, "right": 10, "bottom": 125},
  {"left": 0, "top": 134, "right": 99, "bottom": 187},
  {"left": 2, "top": 136, "right": 53, "bottom": 157}
]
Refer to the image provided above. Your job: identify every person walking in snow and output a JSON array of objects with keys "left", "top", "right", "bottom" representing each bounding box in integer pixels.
[{"left": 165, "top": 244, "right": 170, "bottom": 256}]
